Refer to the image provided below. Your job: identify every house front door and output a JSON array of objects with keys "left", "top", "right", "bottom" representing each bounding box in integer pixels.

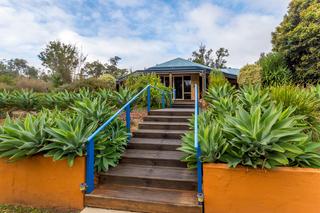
[
  {"left": 174, "top": 76, "right": 183, "bottom": 99},
  {"left": 173, "top": 76, "right": 192, "bottom": 100}
]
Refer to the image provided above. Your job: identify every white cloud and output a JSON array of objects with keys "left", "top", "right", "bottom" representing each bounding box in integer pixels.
[{"left": 0, "top": 0, "right": 290, "bottom": 70}]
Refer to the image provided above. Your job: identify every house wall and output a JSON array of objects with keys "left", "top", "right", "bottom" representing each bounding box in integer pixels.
[{"left": 158, "top": 73, "right": 200, "bottom": 100}]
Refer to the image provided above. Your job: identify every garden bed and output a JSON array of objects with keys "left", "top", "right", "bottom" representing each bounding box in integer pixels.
[
  {"left": 203, "top": 163, "right": 320, "bottom": 213},
  {"left": 0, "top": 155, "right": 85, "bottom": 210}
]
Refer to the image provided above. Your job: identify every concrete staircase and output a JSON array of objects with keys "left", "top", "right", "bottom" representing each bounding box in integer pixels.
[{"left": 85, "top": 105, "right": 201, "bottom": 213}]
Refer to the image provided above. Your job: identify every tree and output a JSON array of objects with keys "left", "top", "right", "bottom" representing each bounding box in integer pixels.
[
  {"left": 81, "top": 57, "right": 128, "bottom": 79},
  {"left": 272, "top": 0, "right": 320, "bottom": 84},
  {"left": 190, "top": 44, "right": 229, "bottom": 68},
  {"left": 214, "top": 48, "right": 229, "bottom": 69},
  {"left": 106, "top": 56, "right": 127, "bottom": 78},
  {"left": 82, "top": 60, "right": 107, "bottom": 78},
  {"left": 38, "top": 40, "right": 80, "bottom": 84},
  {"left": 0, "top": 58, "right": 39, "bottom": 78}
]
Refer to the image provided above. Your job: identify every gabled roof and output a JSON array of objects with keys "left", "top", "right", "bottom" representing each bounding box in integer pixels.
[{"left": 146, "top": 57, "right": 211, "bottom": 71}]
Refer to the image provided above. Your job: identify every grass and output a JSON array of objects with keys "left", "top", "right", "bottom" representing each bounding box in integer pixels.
[{"left": 0, "top": 205, "right": 79, "bottom": 213}]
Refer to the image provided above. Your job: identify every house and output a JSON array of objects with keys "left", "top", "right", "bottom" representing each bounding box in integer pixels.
[{"left": 117, "top": 57, "right": 239, "bottom": 100}]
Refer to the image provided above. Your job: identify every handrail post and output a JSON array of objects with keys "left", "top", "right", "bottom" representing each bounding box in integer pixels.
[
  {"left": 126, "top": 104, "right": 131, "bottom": 141},
  {"left": 147, "top": 86, "right": 151, "bottom": 113},
  {"left": 86, "top": 138, "right": 95, "bottom": 193},
  {"left": 169, "top": 92, "right": 172, "bottom": 108},
  {"left": 161, "top": 92, "right": 165, "bottom": 109},
  {"left": 173, "top": 89, "right": 176, "bottom": 100},
  {"left": 194, "top": 84, "right": 203, "bottom": 205}
]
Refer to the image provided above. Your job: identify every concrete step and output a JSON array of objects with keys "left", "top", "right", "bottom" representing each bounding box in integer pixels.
[
  {"left": 128, "top": 138, "right": 181, "bottom": 151},
  {"left": 144, "top": 115, "right": 191, "bottom": 123},
  {"left": 121, "top": 149, "right": 185, "bottom": 167},
  {"left": 85, "top": 184, "right": 202, "bottom": 213},
  {"left": 99, "top": 164, "right": 197, "bottom": 190},
  {"left": 132, "top": 129, "right": 186, "bottom": 139},
  {"left": 149, "top": 109, "right": 194, "bottom": 116},
  {"left": 138, "top": 121, "right": 189, "bottom": 130}
]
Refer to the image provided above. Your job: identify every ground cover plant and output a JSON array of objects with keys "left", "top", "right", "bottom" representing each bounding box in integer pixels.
[
  {"left": 0, "top": 82, "right": 169, "bottom": 171},
  {"left": 180, "top": 82, "right": 320, "bottom": 169}
]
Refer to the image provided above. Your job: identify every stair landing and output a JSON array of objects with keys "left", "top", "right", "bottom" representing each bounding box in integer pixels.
[{"left": 85, "top": 105, "right": 201, "bottom": 213}]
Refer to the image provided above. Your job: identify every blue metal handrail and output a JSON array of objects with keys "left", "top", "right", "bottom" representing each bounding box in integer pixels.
[
  {"left": 194, "top": 84, "right": 203, "bottom": 204},
  {"left": 85, "top": 84, "right": 172, "bottom": 193}
]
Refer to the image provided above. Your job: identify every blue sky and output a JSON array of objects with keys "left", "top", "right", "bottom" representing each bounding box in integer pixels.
[{"left": 0, "top": 0, "right": 290, "bottom": 70}]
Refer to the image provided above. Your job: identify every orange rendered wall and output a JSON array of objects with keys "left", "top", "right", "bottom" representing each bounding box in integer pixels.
[
  {"left": 203, "top": 163, "right": 320, "bottom": 213},
  {"left": 0, "top": 155, "right": 85, "bottom": 210}
]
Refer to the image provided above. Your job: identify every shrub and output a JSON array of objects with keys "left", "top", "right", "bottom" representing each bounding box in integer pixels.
[
  {"left": 237, "top": 64, "right": 262, "bottom": 86},
  {"left": 180, "top": 84, "right": 320, "bottom": 169},
  {"left": 59, "top": 77, "right": 115, "bottom": 91},
  {"left": 0, "top": 114, "right": 48, "bottom": 161},
  {"left": 9, "top": 90, "right": 39, "bottom": 110},
  {"left": 112, "top": 87, "right": 135, "bottom": 107},
  {"left": 98, "top": 74, "right": 116, "bottom": 86},
  {"left": 15, "top": 77, "right": 52, "bottom": 92},
  {"left": 125, "top": 73, "right": 170, "bottom": 108},
  {"left": 94, "top": 120, "right": 128, "bottom": 172},
  {"left": 238, "top": 84, "right": 270, "bottom": 111},
  {"left": 270, "top": 85, "right": 320, "bottom": 140},
  {"left": 71, "top": 97, "right": 114, "bottom": 124},
  {"left": 42, "top": 115, "right": 98, "bottom": 167},
  {"left": 208, "top": 69, "right": 228, "bottom": 88},
  {"left": 258, "top": 52, "right": 292, "bottom": 86}
]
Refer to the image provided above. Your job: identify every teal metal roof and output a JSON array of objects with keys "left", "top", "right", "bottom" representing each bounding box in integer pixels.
[{"left": 147, "top": 57, "right": 211, "bottom": 71}]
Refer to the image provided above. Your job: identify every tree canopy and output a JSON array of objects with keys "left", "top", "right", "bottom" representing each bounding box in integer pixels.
[
  {"left": 38, "top": 40, "right": 82, "bottom": 83},
  {"left": 272, "top": 0, "right": 320, "bottom": 84},
  {"left": 190, "top": 44, "right": 229, "bottom": 69}
]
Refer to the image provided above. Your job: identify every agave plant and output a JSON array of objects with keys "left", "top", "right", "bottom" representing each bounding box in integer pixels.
[
  {"left": 205, "top": 83, "right": 237, "bottom": 104},
  {"left": 71, "top": 97, "right": 113, "bottom": 124},
  {"left": 180, "top": 120, "right": 228, "bottom": 168},
  {"left": 42, "top": 115, "right": 98, "bottom": 167},
  {"left": 9, "top": 89, "right": 39, "bottom": 110},
  {"left": 96, "top": 89, "right": 115, "bottom": 106},
  {"left": 0, "top": 114, "right": 47, "bottom": 161},
  {"left": 222, "top": 104, "right": 320, "bottom": 168},
  {"left": 237, "top": 84, "right": 270, "bottom": 111},
  {"left": 113, "top": 87, "right": 135, "bottom": 107},
  {"left": 0, "top": 90, "right": 10, "bottom": 109},
  {"left": 94, "top": 120, "right": 128, "bottom": 172}
]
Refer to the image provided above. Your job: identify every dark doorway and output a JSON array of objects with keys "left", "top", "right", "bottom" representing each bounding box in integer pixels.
[{"left": 174, "top": 76, "right": 183, "bottom": 99}]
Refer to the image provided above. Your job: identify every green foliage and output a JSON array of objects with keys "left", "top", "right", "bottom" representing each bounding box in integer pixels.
[
  {"left": 125, "top": 73, "right": 170, "bottom": 107},
  {"left": 59, "top": 77, "right": 115, "bottom": 91},
  {"left": 98, "top": 74, "right": 116, "bottom": 85},
  {"left": 180, "top": 119, "right": 228, "bottom": 168},
  {"left": 113, "top": 87, "right": 135, "bottom": 107},
  {"left": 238, "top": 85, "right": 270, "bottom": 110},
  {"left": 208, "top": 69, "right": 228, "bottom": 87},
  {"left": 258, "top": 52, "right": 292, "bottom": 86},
  {"left": 270, "top": 85, "right": 320, "bottom": 140},
  {"left": 238, "top": 64, "right": 262, "bottom": 86},
  {"left": 181, "top": 84, "right": 320, "bottom": 169},
  {"left": 272, "top": 0, "right": 320, "bottom": 84},
  {"left": 190, "top": 44, "right": 229, "bottom": 68},
  {"left": 94, "top": 120, "right": 128, "bottom": 172},
  {"left": 0, "top": 114, "right": 47, "bottom": 161},
  {"left": 39, "top": 40, "right": 83, "bottom": 84},
  {"left": 71, "top": 97, "right": 113, "bottom": 124},
  {"left": 222, "top": 105, "right": 320, "bottom": 168},
  {"left": 42, "top": 115, "right": 98, "bottom": 167},
  {"left": 9, "top": 90, "right": 39, "bottom": 110},
  {"left": 0, "top": 90, "right": 10, "bottom": 108}
]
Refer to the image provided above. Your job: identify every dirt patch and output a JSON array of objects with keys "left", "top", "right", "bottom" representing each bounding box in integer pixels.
[{"left": 119, "top": 107, "right": 148, "bottom": 132}]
